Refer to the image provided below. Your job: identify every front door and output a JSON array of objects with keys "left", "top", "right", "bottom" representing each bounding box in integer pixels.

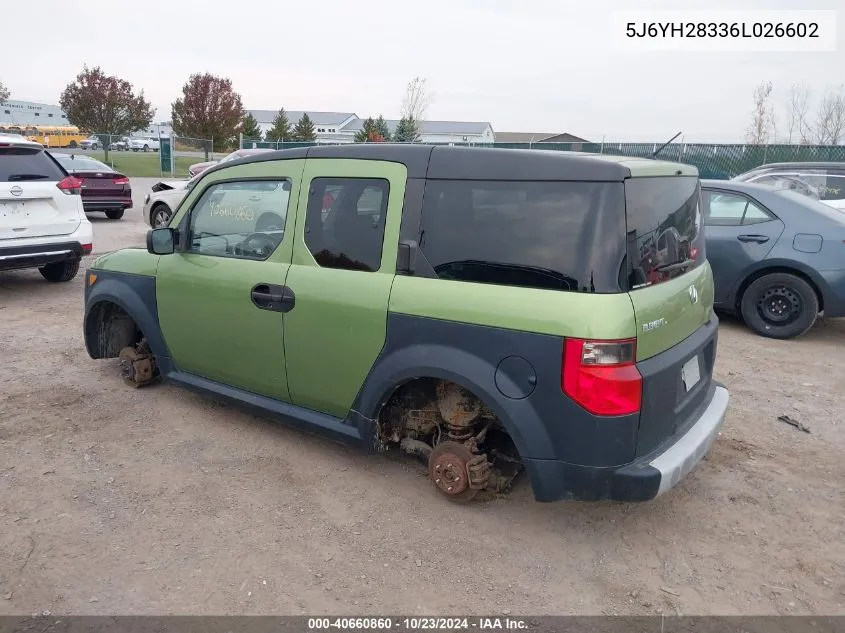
[
  {"left": 282, "top": 159, "right": 407, "bottom": 418},
  {"left": 703, "top": 188, "right": 785, "bottom": 305},
  {"left": 156, "top": 160, "right": 305, "bottom": 400}
]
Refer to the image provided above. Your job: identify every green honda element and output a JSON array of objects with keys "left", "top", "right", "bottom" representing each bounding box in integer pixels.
[{"left": 83, "top": 145, "right": 730, "bottom": 503}]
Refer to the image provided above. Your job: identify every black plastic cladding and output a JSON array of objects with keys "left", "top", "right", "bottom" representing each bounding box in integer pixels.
[
  {"left": 349, "top": 312, "right": 640, "bottom": 467},
  {"left": 205, "top": 143, "right": 632, "bottom": 182}
]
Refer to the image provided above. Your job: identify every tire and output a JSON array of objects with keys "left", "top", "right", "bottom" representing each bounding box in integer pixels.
[
  {"left": 39, "top": 258, "right": 81, "bottom": 283},
  {"left": 151, "top": 203, "right": 172, "bottom": 228},
  {"left": 105, "top": 208, "right": 125, "bottom": 220},
  {"left": 68, "top": 140, "right": 78, "bottom": 149},
  {"left": 143, "top": 145, "right": 149, "bottom": 152},
  {"left": 739, "top": 272, "right": 819, "bottom": 339}
]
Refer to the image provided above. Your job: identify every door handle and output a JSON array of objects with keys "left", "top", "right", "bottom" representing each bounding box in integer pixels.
[
  {"left": 250, "top": 283, "right": 295, "bottom": 313},
  {"left": 737, "top": 234, "right": 770, "bottom": 244}
]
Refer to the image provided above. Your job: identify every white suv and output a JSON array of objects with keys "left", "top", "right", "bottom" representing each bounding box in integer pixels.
[{"left": 0, "top": 134, "right": 93, "bottom": 282}]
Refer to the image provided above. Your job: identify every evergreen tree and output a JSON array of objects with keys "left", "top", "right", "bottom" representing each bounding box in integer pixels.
[
  {"left": 265, "top": 108, "right": 292, "bottom": 142},
  {"left": 291, "top": 113, "right": 317, "bottom": 141},
  {"left": 394, "top": 116, "right": 419, "bottom": 143},
  {"left": 354, "top": 117, "right": 378, "bottom": 142},
  {"left": 240, "top": 112, "right": 262, "bottom": 140},
  {"left": 375, "top": 115, "right": 391, "bottom": 141}
]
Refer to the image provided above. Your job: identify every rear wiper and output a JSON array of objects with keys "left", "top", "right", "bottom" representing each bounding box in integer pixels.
[
  {"left": 7, "top": 173, "right": 50, "bottom": 181},
  {"left": 655, "top": 258, "right": 696, "bottom": 273}
]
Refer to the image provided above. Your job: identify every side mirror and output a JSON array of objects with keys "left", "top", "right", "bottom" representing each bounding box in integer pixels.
[
  {"left": 147, "top": 228, "right": 176, "bottom": 255},
  {"left": 397, "top": 239, "right": 418, "bottom": 275}
]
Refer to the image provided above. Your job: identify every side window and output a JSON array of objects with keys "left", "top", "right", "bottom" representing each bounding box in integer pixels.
[
  {"left": 304, "top": 177, "right": 389, "bottom": 272},
  {"left": 187, "top": 179, "right": 291, "bottom": 260},
  {"left": 742, "top": 202, "right": 773, "bottom": 224},
  {"left": 703, "top": 191, "right": 772, "bottom": 226},
  {"left": 703, "top": 191, "right": 746, "bottom": 226}
]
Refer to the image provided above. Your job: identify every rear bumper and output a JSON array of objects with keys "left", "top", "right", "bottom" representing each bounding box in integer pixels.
[
  {"left": 0, "top": 240, "right": 91, "bottom": 271},
  {"left": 523, "top": 381, "right": 729, "bottom": 502},
  {"left": 83, "top": 199, "right": 133, "bottom": 212}
]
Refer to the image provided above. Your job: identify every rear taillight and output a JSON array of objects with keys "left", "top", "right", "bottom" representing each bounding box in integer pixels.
[
  {"left": 113, "top": 176, "right": 129, "bottom": 185},
  {"left": 562, "top": 338, "right": 642, "bottom": 416},
  {"left": 81, "top": 243, "right": 93, "bottom": 255},
  {"left": 57, "top": 176, "right": 83, "bottom": 195}
]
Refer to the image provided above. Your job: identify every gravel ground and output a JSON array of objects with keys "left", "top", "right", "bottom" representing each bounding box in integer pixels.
[{"left": 0, "top": 180, "right": 843, "bottom": 616}]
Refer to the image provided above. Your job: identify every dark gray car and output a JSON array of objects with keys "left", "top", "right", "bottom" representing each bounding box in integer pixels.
[{"left": 702, "top": 179, "right": 845, "bottom": 339}]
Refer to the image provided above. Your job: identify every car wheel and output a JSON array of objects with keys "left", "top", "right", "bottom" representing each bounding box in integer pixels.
[
  {"left": 105, "top": 208, "right": 125, "bottom": 220},
  {"left": 143, "top": 145, "right": 149, "bottom": 152},
  {"left": 151, "top": 203, "right": 172, "bottom": 228},
  {"left": 39, "top": 259, "right": 81, "bottom": 283},
  {"left": 740, "top": 272, "right": 819, "bottom": 339},
  {"left": 69, "top": 141, "right": 78, "bottom": 149}
]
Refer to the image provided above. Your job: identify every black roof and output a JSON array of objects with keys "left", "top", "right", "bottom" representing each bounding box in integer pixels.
[{"left": 221, "top": 143, "right": 632, "bottom": 181}]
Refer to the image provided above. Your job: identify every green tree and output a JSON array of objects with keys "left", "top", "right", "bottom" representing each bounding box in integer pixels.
[
  {"left": 171, "top": 72, "right": 244, "bottom": 156},
  {"left": 59, "top": 65, "right": 153, "bottom": 161},
  {"left": 291, "top": 113, "right": 317, "bottom": 141},
  {"left": 354, "top": 117, "right": 377, "bottom": 142},
  {"left": 0, "top": 80, "right": 9, "bottom": 104},
  {"left": 240, "top": 112, "right": 262, "bottom": 140},
  {"left": 265, "top": 108, "right": 292, "bottom": 143},
  {"left": 375, "top": 115, "right": 391, "bottom": 141},
  {"left": 393, "top": 116, "right": 419, "bottom": 143}
]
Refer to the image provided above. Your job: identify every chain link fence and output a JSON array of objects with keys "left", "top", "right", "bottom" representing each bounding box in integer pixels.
[{"left": 239, "top": 136, "right": 845, "bottom": 180}]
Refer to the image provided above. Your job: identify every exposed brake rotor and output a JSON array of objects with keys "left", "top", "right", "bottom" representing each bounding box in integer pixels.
[
  {"left": 427, "top": 441, "right": 490, "bottom": 503},
  {"left": 118, "top": 344, "right": 155, "bottom": 388}
]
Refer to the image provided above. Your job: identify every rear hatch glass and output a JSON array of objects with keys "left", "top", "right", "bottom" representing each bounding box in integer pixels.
[
  {"left": 625, "top": 176, "right": 710, "bottom": 359},
  {"left": 0, "top": 146, "right": 66, "bottom": 183}
]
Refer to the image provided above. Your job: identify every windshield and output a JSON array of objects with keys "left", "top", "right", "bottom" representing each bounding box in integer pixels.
[{"left": 775, "top": 188, "right": 845, "bottom": 223}]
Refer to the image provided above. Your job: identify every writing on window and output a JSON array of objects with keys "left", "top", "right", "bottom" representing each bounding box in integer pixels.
[{"left": 188, "top": 179, "right": 291, "bottom": 260}]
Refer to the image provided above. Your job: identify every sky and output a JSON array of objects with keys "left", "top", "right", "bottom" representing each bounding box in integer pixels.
[{"left": 3, "top": 0, "right": 843, "bottom": 142}]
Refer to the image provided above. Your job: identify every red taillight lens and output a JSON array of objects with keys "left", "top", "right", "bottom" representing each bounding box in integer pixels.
[
  {"left": 562, "top": 338, "right": 642, "bottom": 416},
  {"left": 57, "top": 176, "right": 83, "bottom": 195},
  {"left": 689, "top": 246, "right": 699, "bottom": 260},
  {"left": 81, "top": 243, "right": 92, "bottom": 255},
  {"left": 112, "top": 176, "right": 129, "bottom": 185}
]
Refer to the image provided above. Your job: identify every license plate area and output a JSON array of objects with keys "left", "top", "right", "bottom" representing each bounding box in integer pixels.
[{"left": 681, "top": 355, "right": 701, "bottom": 392}]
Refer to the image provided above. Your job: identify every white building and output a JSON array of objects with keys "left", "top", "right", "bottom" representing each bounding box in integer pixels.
[
  {"left": 0, "top": 100, "right": 70, "bottom": 125},
  {"left": 247, "top": 110, "right": 495, "bottom": 145}
]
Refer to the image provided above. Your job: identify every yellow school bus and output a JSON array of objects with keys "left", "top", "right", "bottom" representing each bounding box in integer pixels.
[{"left": 0, "top": 124, "right": 88, "bottom": 148}]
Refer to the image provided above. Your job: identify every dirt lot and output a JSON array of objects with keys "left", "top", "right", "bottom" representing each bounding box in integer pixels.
[{"left": 1, "top": 179, "right": 843, "bottom": 616}]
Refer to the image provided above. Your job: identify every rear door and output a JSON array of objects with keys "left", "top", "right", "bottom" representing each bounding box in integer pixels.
[
  {"left": 702, "top": 187, "right": 784, "bottom": 306},
  {"left": 282, "top": 159, "right": 405, "bottom": 418},
  {"left": 0, "top": 144, "right": 81, "bottom": 240}
]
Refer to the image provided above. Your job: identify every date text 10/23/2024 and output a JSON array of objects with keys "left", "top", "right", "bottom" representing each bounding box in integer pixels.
[{"left": 307, "top": 618, "right": 530, "bottom": 631}]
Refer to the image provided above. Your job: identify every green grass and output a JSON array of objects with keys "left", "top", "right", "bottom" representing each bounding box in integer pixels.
[{"left": 81, "top": 151, "right": 196, "bottom": 178}]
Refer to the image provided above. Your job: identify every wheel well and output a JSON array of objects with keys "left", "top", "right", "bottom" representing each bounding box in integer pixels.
[
  {"left": 376, "top": 377, "right": 514, "bottom": 449},
  {"left": 735, "top": 266, "right": 824, "bottom": 312},
  {"left": 85, "top": 301, "right": 144, "bottom": 359}
]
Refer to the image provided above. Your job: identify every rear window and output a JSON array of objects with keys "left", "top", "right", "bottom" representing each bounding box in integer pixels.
[
  {"left": 0, "top": 147, "right": 66, "bottom": 182},
  {"left": 55, "top": 155, "right": 112, "bottom": 172},
  {"left": 624, "top": 176, "right": 704, "bottom": 289},
  {"left": 417, "top": 179, "right": 627, "bottom": 293}
]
